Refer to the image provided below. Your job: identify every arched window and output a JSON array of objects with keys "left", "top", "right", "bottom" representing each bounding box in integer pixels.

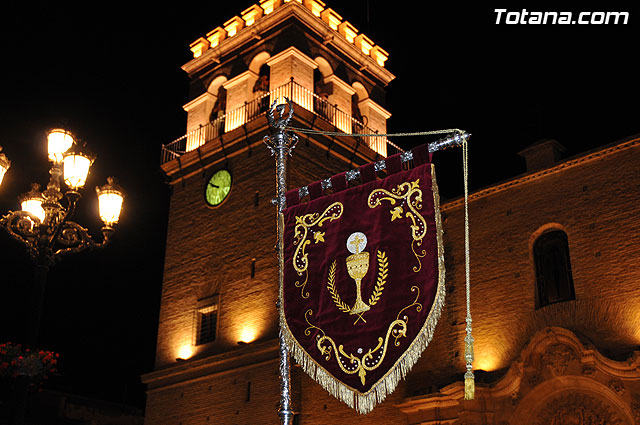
[
  {"left": 534, "top": 229, "right": 575, "bottom": 308},
  {"left": 351, "top": 81, "right": 368, "bottom": 129}
]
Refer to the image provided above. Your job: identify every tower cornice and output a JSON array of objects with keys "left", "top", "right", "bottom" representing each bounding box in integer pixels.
[{"left": 182, "top": 1, "right": 395, "bottom": 85}]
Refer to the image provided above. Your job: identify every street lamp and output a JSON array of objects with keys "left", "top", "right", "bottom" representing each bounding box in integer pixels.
[
  {"left": 0, "top": 128, "right": 124, "bottom": 346},
  {"left": 96, "top": 177, "right": 124, "bottom": 227},
  {"left": 19, "top": 184, "right": 46, "bottom": 223},
  {"left": 47, "top": 128, "right": 74, "bottom": 163},
  {"left": 62, "top": 143, "right": 94, "bottom": 190},
  {"left": 0, "top": 146, "right": 10, "bottom": 186}
]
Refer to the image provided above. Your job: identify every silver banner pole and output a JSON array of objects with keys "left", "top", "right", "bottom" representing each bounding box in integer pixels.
[{"left": 264, "top": 98, "right": 298, "bottom": 425}]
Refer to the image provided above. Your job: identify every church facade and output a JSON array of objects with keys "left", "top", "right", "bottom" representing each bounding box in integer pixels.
[{"left": 142, "top": 1, "right": 640, "bottom": 424}]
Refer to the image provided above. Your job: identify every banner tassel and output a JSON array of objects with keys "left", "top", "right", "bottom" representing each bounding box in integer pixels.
[
  {"left": 464, "top": 371, "right": 475, "bottom": 400},
  {"left": 464, "top": 330, "right": 475, "bottom": 400},
  {"left": 462, "top": 136, "right": 475, "bottom": 400}
]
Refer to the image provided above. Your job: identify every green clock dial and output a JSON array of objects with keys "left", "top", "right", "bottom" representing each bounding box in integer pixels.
[{"left": 205, "top": 169, "right": 232, "bottom": 207}]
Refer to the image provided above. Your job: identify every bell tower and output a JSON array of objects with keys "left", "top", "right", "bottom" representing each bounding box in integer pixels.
[{"left": 143, "top": 1, "right": 397, "bottom": 423}]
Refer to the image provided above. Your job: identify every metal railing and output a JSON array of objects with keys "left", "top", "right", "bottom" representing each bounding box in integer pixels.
[{"left": 161, "top": 79, "right": 399, "bottom": 165}]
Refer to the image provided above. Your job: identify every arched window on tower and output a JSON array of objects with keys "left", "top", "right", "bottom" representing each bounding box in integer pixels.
[
  {"left": 252, "top": 64, "right": 270, "bottom": 114},
  {"left": 533, "top": 229, "right": 575, "bottom": 308},
  {"left": 313, "top": 68, "right": 331, "bottom": 120}
]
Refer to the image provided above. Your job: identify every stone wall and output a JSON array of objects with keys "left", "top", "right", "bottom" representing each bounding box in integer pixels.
[{"left": 149, "top": 138, "right": 640, "bottom": 424}]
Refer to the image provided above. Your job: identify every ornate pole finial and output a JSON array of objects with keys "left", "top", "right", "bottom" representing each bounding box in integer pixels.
[
  {"left": 267, "top": 98, "right": 294, "bottom": 131},
  {"left": 264, "top": 98, "right": 298, "bottom": 160}
]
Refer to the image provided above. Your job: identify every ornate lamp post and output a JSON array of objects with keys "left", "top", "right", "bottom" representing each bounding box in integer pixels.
[
  {"left": 1, "top": 129, "right": 123, "bottom": 425},
  {"left": 0, "top": 128, "right": 124, "bottom": 347}
]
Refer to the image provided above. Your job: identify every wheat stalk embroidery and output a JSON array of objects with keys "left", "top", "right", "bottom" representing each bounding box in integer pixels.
[
  {"left": 369, "top": 251, "right": 387, "bottom": 306},
  {"left": 327, "top": 260, "right": 351, "bottom": 313}
]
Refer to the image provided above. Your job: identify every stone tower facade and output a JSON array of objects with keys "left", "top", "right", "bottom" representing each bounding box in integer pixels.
[
  {"left": 142, "top": 1, "right": 640, "bottom": 424},
  {"left": 143, "top": 2, "right": 399, "bottom": 424}
]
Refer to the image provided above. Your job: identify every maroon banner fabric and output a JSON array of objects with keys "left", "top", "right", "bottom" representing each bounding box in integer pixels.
[{"left": 281, "top": 162, "right": 445, "bottom": 414}]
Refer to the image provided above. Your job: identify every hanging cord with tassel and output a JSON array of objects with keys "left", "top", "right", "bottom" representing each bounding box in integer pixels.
[{"left": 462, "top": 138, "right": 475, "bottom": 400}]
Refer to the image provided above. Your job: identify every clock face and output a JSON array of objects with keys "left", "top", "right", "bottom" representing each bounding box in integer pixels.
[{"left": 205, "top": 169, "right": 232, "bottom": 207}]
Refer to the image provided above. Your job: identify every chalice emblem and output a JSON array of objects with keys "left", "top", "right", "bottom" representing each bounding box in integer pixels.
[
  {"left": 326, "top": 231, "right": 387, "bottom": 324},
  {"left": 346, "top": 232, "right": 371, "bottom": 316}
]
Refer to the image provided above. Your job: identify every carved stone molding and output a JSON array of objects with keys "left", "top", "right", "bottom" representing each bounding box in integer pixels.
[
  {"left": 582, "top": 365, "right": 597, "bottom": 377},
  {"left": 527, "top": 374, "right": 542, "bottom": 387},
  {"left": 397, "top": 327, "right": 640, "bottom": 425},
  {"left": 608, "top": 379, "right": 625, "bottom": 396},
  {"left": 533, "top": 392, "right": 626, "bottom": 425},
  {"left": 509, "top": 375, "right": 636, "bottom": 425},
  {"left": 541, "top": 343, "right": 576, "bottom": 376},
  {"left": 510, "top": 391, "right": 519, "bottom": 406},
  {"left": 630, "top": 393, "right": 640, "bottom": 424}
]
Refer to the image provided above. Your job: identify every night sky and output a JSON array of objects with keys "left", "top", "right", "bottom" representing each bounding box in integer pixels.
[{"left": 0, "top": 1, "right": 637, "bottom": 411}]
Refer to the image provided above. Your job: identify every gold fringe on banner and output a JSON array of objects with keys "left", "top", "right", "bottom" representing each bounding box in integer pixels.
[{"left": 279, "top": 164, "right": 447, "bottom": 414}]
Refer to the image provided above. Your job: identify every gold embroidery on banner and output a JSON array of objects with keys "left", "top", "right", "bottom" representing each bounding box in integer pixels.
[
  {"left": 294, "top": 270, "right": 309, "bottom": 298},
  {"left": 304, "top": 285, "right": 423, "bottom": 386},
  {"left": 390, "top": 206, "right": 403, "bottom": 221},
  {"left": 279, "top": 164, "right": 447, "bottom": 414},
  {"left": 326, "top": 261, "right": 351, "bottom": 314},
  {"left": 292, "top": 202, "right": 343, "bottom": 298},
  {"left": 368, "top": 251, "right": 387, "bottom": 307},
  {"left": 345, "top": 232, "right": 371, "bottom": 322},
  {"left": 411, "top": 240, "right": 427, "bottom": 272},
  {"left": 393, "top": 286, "right": 422, "bottom": 345},
  {"left": 326, "top": 249, "right": 388, "bottom": 325},
  {"left": 368, "top": 179, "right": 427, "bottom": 272}
]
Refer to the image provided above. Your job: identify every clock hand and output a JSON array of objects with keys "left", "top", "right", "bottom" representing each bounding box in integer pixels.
[{"left": 209, "top": 183, "right": 219, "bottom": 188}]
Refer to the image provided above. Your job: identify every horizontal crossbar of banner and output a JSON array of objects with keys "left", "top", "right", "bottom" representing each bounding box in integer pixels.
[
  {"left": 294, "top": 132, "right": 470, "bottom": 200},
  {"left": 286, "top": 126, "right": 467, "bottom": 139}
]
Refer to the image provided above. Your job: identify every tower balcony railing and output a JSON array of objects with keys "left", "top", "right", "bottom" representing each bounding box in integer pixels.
[{"left": 160, "top": 79, "right": 402, "bottom": 165}]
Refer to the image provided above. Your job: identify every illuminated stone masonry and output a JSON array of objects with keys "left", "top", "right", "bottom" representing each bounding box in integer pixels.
[
  {"left": 189, "top": 0, "right": 389, "bottom": 67},
  {"left": 397, "top": 327, "right": 640, "bottom": 425},
  {"left": 145, "top": 0, "right": 640, "bottom": 422},
  {"left": 169, "top": 0, "right": 395, "bottom": 160}
]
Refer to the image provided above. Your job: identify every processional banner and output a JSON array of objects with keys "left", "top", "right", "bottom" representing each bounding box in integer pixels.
[{"left": 281, "top": 151, "right": 446, "bottom": 414}]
